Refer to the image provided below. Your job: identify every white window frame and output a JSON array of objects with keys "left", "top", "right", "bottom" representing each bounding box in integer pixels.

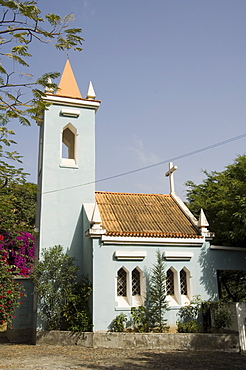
[
  {"left": 116, "top": 267, "right": 130, "bottom": 307},
  {"left": 166, "top": 267, "right": 179, "bottom": 306},
  {"left": 131, "top": 267, "right": 145, "bottom": 307},
  {"left": 180, "top": 267, "right": 192, "bottom": 305},
  {"left": 60, "top": 123, "right": 78, "bottom": 167},
  {"left": 115, "top": 266, "right": 145, "bottom": 308}
]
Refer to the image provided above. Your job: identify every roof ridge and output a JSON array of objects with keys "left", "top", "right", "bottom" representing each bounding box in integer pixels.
[{"left": 95, "top": 191, "right": 170, "bottom": 197}]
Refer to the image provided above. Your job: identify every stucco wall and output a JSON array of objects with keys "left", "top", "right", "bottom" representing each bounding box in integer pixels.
[
  {"left": 37, "top": 101, "right": 97, "bottom": 269},
  {"left": 91, "top": 240, "right": 210, "bottom": 331},
  {"left": 90, "top": 240, "right": 246, "bottom": 331}
]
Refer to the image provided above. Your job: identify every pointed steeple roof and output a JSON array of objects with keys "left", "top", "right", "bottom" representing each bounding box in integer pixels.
[{"left": 56, "top": 59, "right": 82, "bottom": 99}]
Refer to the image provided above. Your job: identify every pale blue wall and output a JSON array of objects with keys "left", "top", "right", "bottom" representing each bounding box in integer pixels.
[
  {"left": 90, "top": 240, "right": 246, "bottom": 331},
  {"left": 37, "top": 101, "right": 96, "bottom": 268}
]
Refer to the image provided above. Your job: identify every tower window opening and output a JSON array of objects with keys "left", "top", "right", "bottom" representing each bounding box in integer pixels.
[{"left": 62, "top": 127, "right": 75, "bottom": 159}]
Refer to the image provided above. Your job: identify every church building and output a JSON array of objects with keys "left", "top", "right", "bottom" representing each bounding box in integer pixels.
[{"left": 36, "top": 60, "right": 246, "bottom": 331}]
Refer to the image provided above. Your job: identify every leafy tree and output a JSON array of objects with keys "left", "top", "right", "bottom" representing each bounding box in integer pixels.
[
  {"left": 186, "top": 154, "right": 246, "bottom": 247},
  {"left": 0, "top": 0, "right": 83, "bottom": 181},
  {"left": 146, "top": 249, "right": 169, "bottom": 332},
  {"left": 0, "top": 181, "right": 37, "bottom": 233},
  {"left": 217, "top": 270, "right": 246, "bottom": 302},
  {"left": 31, "top": 245, "right": 92, "bottom": 331}
]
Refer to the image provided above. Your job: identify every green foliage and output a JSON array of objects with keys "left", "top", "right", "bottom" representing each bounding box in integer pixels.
[
  {"left": 146, "top": 249, "right": 169, "bottom": 332},
  {"left": 211, "top": 301, "right": 233, "bottom": 330},
  {"left": 31, "top": 245, "right": 92, "bottom": 331},
  {"left": 177, "top": 320, "right": 200, "bottom": 333},
  {"left": 0, "top": 181, "right": 37, "bottom": 233},
  {"left": 186, "top": 155, "right": 246, "bottom": 247},
  {"left": 131, "top": 306, "right": 149, "bottom": 333},
  {"left": 177, "top": 295, "right": 202, "bottom": 322},
  {"left": 62, "top": 278, "right": 92, "bottom": 332},
  {"left": 111, "top": 313, "right": 127, "bottom": 332},
  {"left": 176, "top": 295, "right": 202, "bottom": 333},
  {"left": 218, "top": 270, "right": 246, "bottom": 302},
  {"left": 0, "top": 0, "right": 83, "bottom": 182}
]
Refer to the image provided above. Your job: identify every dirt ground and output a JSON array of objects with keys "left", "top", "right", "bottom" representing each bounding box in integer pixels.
[{"left": 0, "top": 344, "right": 246, "bottom": 370}]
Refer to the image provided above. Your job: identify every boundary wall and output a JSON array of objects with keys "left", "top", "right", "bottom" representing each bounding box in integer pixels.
[{"left": 35, "top": 331, "right": 240, "bottom": 352}]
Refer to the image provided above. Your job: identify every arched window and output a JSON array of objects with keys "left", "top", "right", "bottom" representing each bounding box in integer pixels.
[
  {"left": 61, "top": 123, "right": 77, "bottom": 166},
  {"left": 117, "top": 268, "right": 127, "bottom": 297},
  {"left": 166, "top": 267, "right": 178, "bottom": 306},
  {"left": 180, "top": 267, "right": 191, "bottom": 305},
  {"left": 62, "top": 127, "right": 75, "bottom": 159},
  {"left": 166, "top": 268, "right": 175, "bottom": 296},
  {"left": 180, "top": 269, "right": 188, "bottom": 295},
  {"left": 132, "top": 268, "right": 141, "bottom": 296}
]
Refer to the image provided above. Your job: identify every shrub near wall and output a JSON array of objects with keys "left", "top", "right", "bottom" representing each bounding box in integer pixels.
[
  {"left": 31, "top": 245, "right": 92, "bottom": 331},
  {"left": 0, "top": 235, "right": 26, "bottom": 327}
]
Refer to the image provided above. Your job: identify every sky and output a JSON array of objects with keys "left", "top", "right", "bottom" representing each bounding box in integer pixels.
[{"left": 8, "top": 0, "right": 246, "bottom": 200}]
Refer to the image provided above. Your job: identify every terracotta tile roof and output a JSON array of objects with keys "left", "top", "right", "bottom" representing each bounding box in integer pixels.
[{"left": 95, "top": 191, "right": 202, "bottom": 239}]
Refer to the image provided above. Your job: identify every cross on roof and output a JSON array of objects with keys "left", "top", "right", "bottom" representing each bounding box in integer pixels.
[{"left": 165, "top": 162, "right": 178, "bottom": 194}]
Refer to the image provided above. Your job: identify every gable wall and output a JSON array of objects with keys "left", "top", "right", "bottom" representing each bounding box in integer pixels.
[{"left": 91, "top": 239, "right": 207, "bottom": 331}]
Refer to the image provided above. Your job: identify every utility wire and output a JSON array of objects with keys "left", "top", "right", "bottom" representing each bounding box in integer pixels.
[{"left": 42, "top": 132, "right": 246, "bottom": 194}]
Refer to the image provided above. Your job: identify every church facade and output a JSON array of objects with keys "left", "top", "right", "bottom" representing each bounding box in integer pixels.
[{"left": 36, "top": 61, "right": 246, "bottom": 331}]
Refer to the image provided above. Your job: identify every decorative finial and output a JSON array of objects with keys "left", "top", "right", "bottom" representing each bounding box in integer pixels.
[
  {"left": 86, "top": 81, "right": 96, "bottom": 100},
  {"left": 45, "top": 77, "right": 54, "bottom": 93},
  {"left": 198, "top": 208, "right": 209, "bottom": 230},
  {"left": 198, "top": 208, "right": 215, "bottom": 238}
]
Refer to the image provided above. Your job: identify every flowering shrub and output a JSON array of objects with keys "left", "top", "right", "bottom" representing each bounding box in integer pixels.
[
  {"left": 0, "top": 232, "right": 35, "bottom": 276},
  {"left": 0, "top": 241, "right": 24, "bottom": 327}
]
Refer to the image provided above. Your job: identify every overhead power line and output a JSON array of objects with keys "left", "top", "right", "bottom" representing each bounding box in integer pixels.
[{"left": 42, "top": 132, "right": 246, "bottom": 195}]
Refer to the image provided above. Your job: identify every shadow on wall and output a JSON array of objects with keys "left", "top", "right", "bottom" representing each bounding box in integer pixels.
[
  {"left": 67, "top": 206, "right": 83, "bottom": 269},
  {"left": 199, "top": 245, "right": 219, "bottom": 300},
  {"left": 198, "top": 244, "right": 246, "bottom": 300}
]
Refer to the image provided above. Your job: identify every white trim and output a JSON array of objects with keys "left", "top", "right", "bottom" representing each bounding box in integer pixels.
[
  {"left": 171, "top": 193, "right": 198, "bottom": 227},
  {"left": 44, "top": 94, "right": 100, "bottom": 111},
  {"left": 60, "top": 159, "right": 77, "bottom": 167},
  {"left": 60, "top": 108, "right": 80, "bottom": 117},
  {"left": 210, "top": 245, "right": 246, "bottom": 251},
  {"left": 164, "top": 251, "right": 193, "bottom": 261},
  {"left": 86, "top": 228, "right": 106, "bottom": 238},
  {"left": 115, "top": 251, "right": 147, "bottom": 260},
  {"left": 102, "top": 235, "right": 204, "bottom": 246}
]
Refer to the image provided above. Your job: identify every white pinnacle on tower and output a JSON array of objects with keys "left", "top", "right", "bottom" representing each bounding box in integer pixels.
[{"left": 86, "top": 81, "right": 96, "bottom": 100}]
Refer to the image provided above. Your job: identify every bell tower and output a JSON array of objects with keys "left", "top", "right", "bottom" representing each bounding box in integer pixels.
[{"left": 36, "top": 60, "right": 100, "bottom": 265}]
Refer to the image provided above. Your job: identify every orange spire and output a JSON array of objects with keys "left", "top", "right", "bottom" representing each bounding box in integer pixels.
[{"left": 56, "top": 59, "right": 82, "bottom": 99}]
